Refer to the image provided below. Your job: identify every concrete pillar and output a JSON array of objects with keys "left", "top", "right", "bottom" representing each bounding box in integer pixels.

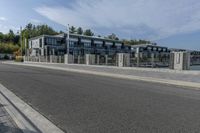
[
  {"left": 171, "top": 52, "right": 190, "bottom": 70},
  {"left": 91, "top": 54, "right": 95, "bottom": 65},
  {"left": 105, "top": 55, "right": 108, "bottom": 65},
  {"left": 85, "top": 54, "right": 89, "bottom": 65},
  {"left": 64, "top": 54, "right": 73, "bottom": 64},
  {"left": 151, "top": 53, "right": 155, "bottom": 68},
  {"left": 124, "top": 53, "right": 130, "bottom": 67},
  {"left": 52, "top": 49, "right": 55, "bottom": 56},
  {"left": 50, "top": 55, "right": 53, "bottom": 63},
  {"left": 45, "top": 47, "right": 48, "bottom": 62},
  {"left": 96, "top": 55, "right": 100, "bottom": 65},
  {"left": 117, "top": 53, "right": 124, "bottom": 67},
  {"left": 85, "top": 54, "right": 95, "bottom": 65},
  {"left": 116, "top": 53, "right": 130, "bottom": 67},
  {"left": 39, "top": 56, "right": 41, "bottom": 62},
  {"left": 91, "top": 55, "right": 95, "bottom": 65},
  {"left": 136, "top": 48, "right": 140, "bottom": 67},
  {"left": 78, "top": 55, "right": 81, "bottom": 64}
]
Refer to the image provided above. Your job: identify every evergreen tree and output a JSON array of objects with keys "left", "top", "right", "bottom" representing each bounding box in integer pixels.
[
  {"left": 107, "top": 33, "right": 119, "bottom": 40},
  {"left": 77, "top": 27, "right": 83, "bottom": 35},
  {"left": 83, "top": 29, "right": 94, "bottom": 36},
  {"left": 69, "top": 26, "right": 76, "bottom": 34}
]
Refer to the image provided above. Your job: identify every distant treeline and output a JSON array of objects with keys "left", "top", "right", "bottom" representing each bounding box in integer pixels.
[
  {"left": 0, "top": 23, "right": 152, "bottom": 54},
  {"left": 65, "top": 26, "right": 152, "bottom": 45}
]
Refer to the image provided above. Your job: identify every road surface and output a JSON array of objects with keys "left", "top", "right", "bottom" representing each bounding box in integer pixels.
[{"left": 0, "top": 63, "right": 200, "bottom": 133}]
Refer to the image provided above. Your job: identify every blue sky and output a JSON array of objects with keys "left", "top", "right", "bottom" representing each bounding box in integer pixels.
[{"left": 0, "top": 0, "right": 200, "bottom": 50}]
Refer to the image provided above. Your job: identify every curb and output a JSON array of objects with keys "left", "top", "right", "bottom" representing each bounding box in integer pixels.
[
  {"left": 3, "top": 62, "right": 200, "bottom": 89},
  {"left": 0, "top": 83, "right": 65, "bottom": 133},
  {"left": 24, "top": 61, "right": 200, "bottom": 75}
]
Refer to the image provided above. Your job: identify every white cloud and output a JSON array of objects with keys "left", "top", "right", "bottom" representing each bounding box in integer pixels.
[
  {"left": 0, "top": 17, "right": 7, "bottom": 21},
  {"left": 35, "top": 0, "right": 200, "bottom": 40},
  {"left": 30, "top": 19, "right": 42, "bottom": 24},
  {"left": 0, "top": 24, "right": 19, "bottom": 33}
]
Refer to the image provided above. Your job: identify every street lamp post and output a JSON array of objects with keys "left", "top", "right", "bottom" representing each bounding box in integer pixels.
[
  {"left": 20, "top": 26, "right": 23, "bottom": 56},
  {"left": 25, "top": 38, "right": 27, "bottom": 61},
  {"left": 67, "top": 24, "right": 70, "bottom": 55},
  {"left": 64, "top": 24, "right": 70, "bottom": 64}
]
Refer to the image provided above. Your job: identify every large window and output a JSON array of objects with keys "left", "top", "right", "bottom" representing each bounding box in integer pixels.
[
  {"left": 46, "top": 38, "right": 57, "bottom": 45},
  {"left": 69, "top": 41, "right": 78, "bottom": 47},
  {"left": 69, "top": 41, "right": 74, "bottom": 47},
  {"left": 39, "top": 39, "right": 42, "bottom": 48},
  {"left": 84, "top": 43, "right": 91, "bottom": 47},
  {"left": 96, "top": 44, "right": 102, "bottom": 48}
]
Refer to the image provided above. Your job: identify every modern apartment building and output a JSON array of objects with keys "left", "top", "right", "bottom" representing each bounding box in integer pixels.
[
  {"left": 28, "top": 34, "right": 173, "bottom": 66},
  {"left": 28, "top": 33, "right": 131, "bottom": 57}
]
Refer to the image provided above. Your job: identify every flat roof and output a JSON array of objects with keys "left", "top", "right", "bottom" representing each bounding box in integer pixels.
[
  {"left": 28, "top": 35, "right": 63, "bottom": 41},
  {"left": 131, "top": 44, "right": 168, "bottom": 49},
  {"left": 28, "top": 33, "right": 123, "bottom": 43}
]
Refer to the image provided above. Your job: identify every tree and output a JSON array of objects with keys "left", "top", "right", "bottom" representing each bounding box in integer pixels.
[
  {"left": 69, "top": 26, "right": 76, "bottom": 34},
  {"left": 122, "top": 39, "right": 151, "bottom": 45},
  {"left": 26, "top": 23, "right": 33, "bottom": 31},
  {"left": 0, "top": 43, "right": 19, "bottom": 54},
  {"left": 0, "top": 32, "right": 3, "bottom": 42},
  {"left": 19, "top": 23, "right": 58, "bottom": 54},
  {"left": 0, "top": 23, "right": 60, "bottom": 54},
  {"left": 59, "top": 30, "right": 65, "bottom": 34},
  {"left": 83, "top": 29, "right": 94, "bottom": 36},
  {"left": 107, "top": 33, "right": 119, "bottom": 40},
  {"left": 8, "top": 30, "right": 15, "bottom": 39},
  {"left": 77, "top": 27, "right": 83, "bottom": 35},
  {"left": 22, "top": 23, "right": 58, "bottom": 39}
]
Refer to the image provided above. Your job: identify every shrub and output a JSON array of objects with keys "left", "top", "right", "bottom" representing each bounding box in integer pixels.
[{"left": 15, "top": 56, "right": 23, "bottom": 62}]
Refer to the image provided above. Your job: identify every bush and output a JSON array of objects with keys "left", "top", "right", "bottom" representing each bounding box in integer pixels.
[
  {"left": 15, "top": 56, "right": 23, "bottom": 62},
  {"left": 0, "top": 43, "right": 19, "bottom": 54}
]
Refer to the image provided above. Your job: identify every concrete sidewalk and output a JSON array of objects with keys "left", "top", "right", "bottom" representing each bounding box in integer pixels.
[
  {"left": 0, "top": 103, "right": 22, "bottom": 133},
  {"left": 3, "top": 61, "right": 200, "bottom": 89}
]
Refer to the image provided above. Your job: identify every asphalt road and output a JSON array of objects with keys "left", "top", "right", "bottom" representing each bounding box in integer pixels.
[{"left": 0, "top": 63, "right": 200, "bottom": 133}]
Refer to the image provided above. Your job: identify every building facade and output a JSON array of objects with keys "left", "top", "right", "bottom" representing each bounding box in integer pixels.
[
  {"left": 28, "top": 34, "right": 173, "bottom": 66},
  {"left": 28, "top": 34, "right": 131, "bottom": 57}
]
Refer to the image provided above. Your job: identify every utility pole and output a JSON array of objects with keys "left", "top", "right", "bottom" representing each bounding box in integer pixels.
[
  {"left": 64, "top": 24, "right": 70, "bottom": 64},
  {"left": 67, "top": 24, "right": 70, "bottom": 55},
  {"left": 20, "top": 26, "right": 23, "bottom": 56},
  {"left": 25, "top": 38, "right": 27, "bottom": 57}
]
